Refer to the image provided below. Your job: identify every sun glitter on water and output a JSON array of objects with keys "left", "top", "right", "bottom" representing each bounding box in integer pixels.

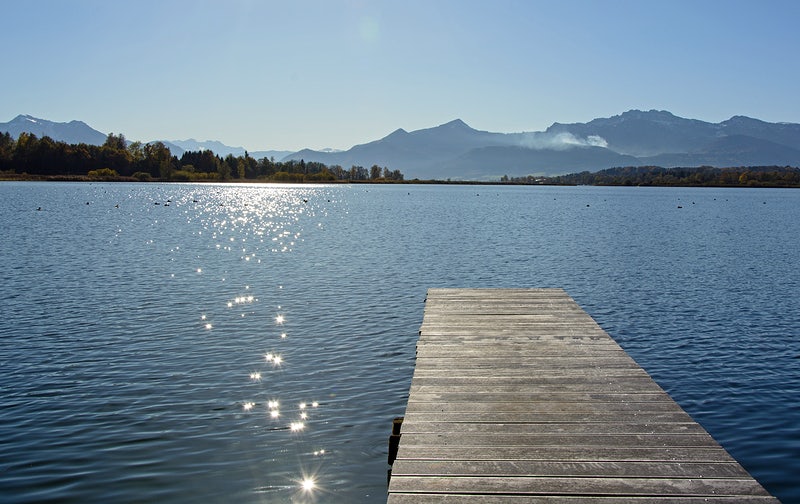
[{"left": 265, "top": 353, "right": 283, "bottom": 366}]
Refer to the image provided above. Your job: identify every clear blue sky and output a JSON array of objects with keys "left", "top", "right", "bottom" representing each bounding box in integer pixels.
[{"left": 2, "top": 0, "right": 799, "bottom": 152}]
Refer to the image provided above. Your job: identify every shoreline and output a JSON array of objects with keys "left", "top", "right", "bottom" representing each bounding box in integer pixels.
[{"left": 2, "top": 172, "right": 799, "bottom": 188}]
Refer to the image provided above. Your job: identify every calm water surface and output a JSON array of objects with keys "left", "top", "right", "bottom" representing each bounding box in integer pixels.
[{"left": 1, "top": 182, "right": 798, "bottom": 503}]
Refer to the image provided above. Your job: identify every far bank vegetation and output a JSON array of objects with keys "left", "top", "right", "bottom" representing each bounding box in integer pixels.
[
  {"left": 0, "top": 132, "right": 404, "bottom": 183},
  {"left": 524, "top": 165, "right": 800, "bottom": 188}
]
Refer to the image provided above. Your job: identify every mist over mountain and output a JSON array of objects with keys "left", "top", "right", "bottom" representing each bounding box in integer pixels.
[{"left": 4, "top": 110, "right": 800, "bottom": 180}]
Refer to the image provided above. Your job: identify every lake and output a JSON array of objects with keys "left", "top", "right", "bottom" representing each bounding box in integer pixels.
[{"left": 1, "top": 182, "right": 798, "bottom": 503}]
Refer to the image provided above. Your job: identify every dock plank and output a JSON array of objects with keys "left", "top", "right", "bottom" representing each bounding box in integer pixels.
[{"left": 387, "top": 288, "right": 778, "bottom": 503}]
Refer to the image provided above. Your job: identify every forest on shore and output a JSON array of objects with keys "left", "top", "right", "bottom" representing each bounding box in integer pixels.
[
  {"left": 508, "top": 165, "right": 800, "bottom": 188},
  {"left": 0, "top": 132, "right": 404, "bottom": 183}
]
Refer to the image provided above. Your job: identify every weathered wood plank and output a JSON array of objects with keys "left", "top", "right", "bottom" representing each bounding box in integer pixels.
[
  {"left": 394, "top": 445, "right": 738, "bottom": 463},
  {"left": 387, "top": 289, "right": 778, "bottom": 503},
  {"left": 389, "top": 495, "right": 779, "bottom": 504},
  {"left": 397, "top": 422, "right": 707, "bottom": 435},
  {"left": 404, "top": 400, "right": 686, "bottom": 414},
  {"left": 391, "top": 459, "right": 752, "bottom": 478},
  {"left": 409, "top": 368, "right": 652, "bottom": 378},
  {"left": 401, "top": 411, "right": 697, "bottom": 424},
  {"left": 407, "top": 392, "right": 675, "bottom": 403},
  {"left": 389, "top": 476, "right": 773, "bottom": 497},
  {"left": 408, "top": 382, "right": 668, "bottom": 393},
  {"left": 397, "top": 432, "right": 722, "bottom": 449},
  {"left": 409, "top": 375, "right": 665, "bottom": 389},
  {"left": 415, "top": 345, "right": 625, "bottom": 355}
]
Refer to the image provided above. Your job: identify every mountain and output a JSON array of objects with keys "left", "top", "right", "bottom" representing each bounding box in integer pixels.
[
  {"left": 545, "top": 110, "right": 720, "bottom": 157},
  {"left": 0, "top": 114, "right": 108, "bottom": 145},
  {"left": 5, "top": 110, "right": 800, "bottom": 179},
  {"left": 283, "top": 110, "right": 800, "bottom": 179},
  {"left": 642, "top": 134, "right": 800, "bottom": 168},
  {"left": 546, "top": 110, "right": 800, "bottom": 158},
  {"left": 283, "top": 119, "right": 521, "bottom": 177}
]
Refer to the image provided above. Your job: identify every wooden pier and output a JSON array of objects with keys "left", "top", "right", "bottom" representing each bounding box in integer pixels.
[{"left": 387, "top": 288, "right": 778, "bottom": 503}]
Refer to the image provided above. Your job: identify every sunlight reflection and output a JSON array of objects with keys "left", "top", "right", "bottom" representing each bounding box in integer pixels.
[
  {"left": 265, "top": 353, "right": 283, "bottom": 366},
  {"left": 267, "top": 400, "right": 281, "bottom": 418},
  {"left": 187, "top": 187, "right": 339, "bottom": 498},
  {"left": 292, "top": 466, "right": 325, "bottom": 503},
  {"left": 229, "top": 295, "right": 255, "bottom": 308}
]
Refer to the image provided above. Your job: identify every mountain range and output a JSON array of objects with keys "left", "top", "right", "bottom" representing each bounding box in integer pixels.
[
  {"left": 286, "top": 111, "right": 800, "bottom": 179},
  {"left": 0, "top": 115, "right": 293, "bottom": 161},
  {"left": 3, "top": 111, "right": 800, "bottom": 180}
]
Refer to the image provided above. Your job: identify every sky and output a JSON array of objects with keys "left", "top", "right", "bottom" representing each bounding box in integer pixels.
[{"left": 2, "top": 0, "right": 799, "bottom": 152}]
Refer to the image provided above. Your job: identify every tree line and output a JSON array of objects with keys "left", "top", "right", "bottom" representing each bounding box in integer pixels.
[
  {"left": 504, "top": 165, "right": 800, "bottom": 188},
  {"left": 0, "top": 131, "right": 404, "bottom": 182}
]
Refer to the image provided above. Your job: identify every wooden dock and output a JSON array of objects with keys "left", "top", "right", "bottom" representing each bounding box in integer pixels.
[{"left": 387, "top": 288, "right": 778, "bottom": 503}]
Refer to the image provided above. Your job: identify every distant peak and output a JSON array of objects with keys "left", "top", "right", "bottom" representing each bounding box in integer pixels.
[
  {"left": 375, "top": 127, "right": 409, "bottom": 144},
  {"left": 724, "top": 115, "right": 761, "bottom": 124},
  {"left": 441, "top": 118, "right": 471, "bottom": 129},
  {"left": 620, "top": 109, "right": 676, "bottom": 118},
  {"left": 13, "top": 114, "right": 41, "bottom": 123},
  {"left": 385, "top": 128, "right": 409, "bottom": 138}
]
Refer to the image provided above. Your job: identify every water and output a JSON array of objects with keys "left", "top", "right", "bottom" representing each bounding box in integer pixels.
[{"left": 1, "top": 182, "right": 798, "bottom": 503}]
